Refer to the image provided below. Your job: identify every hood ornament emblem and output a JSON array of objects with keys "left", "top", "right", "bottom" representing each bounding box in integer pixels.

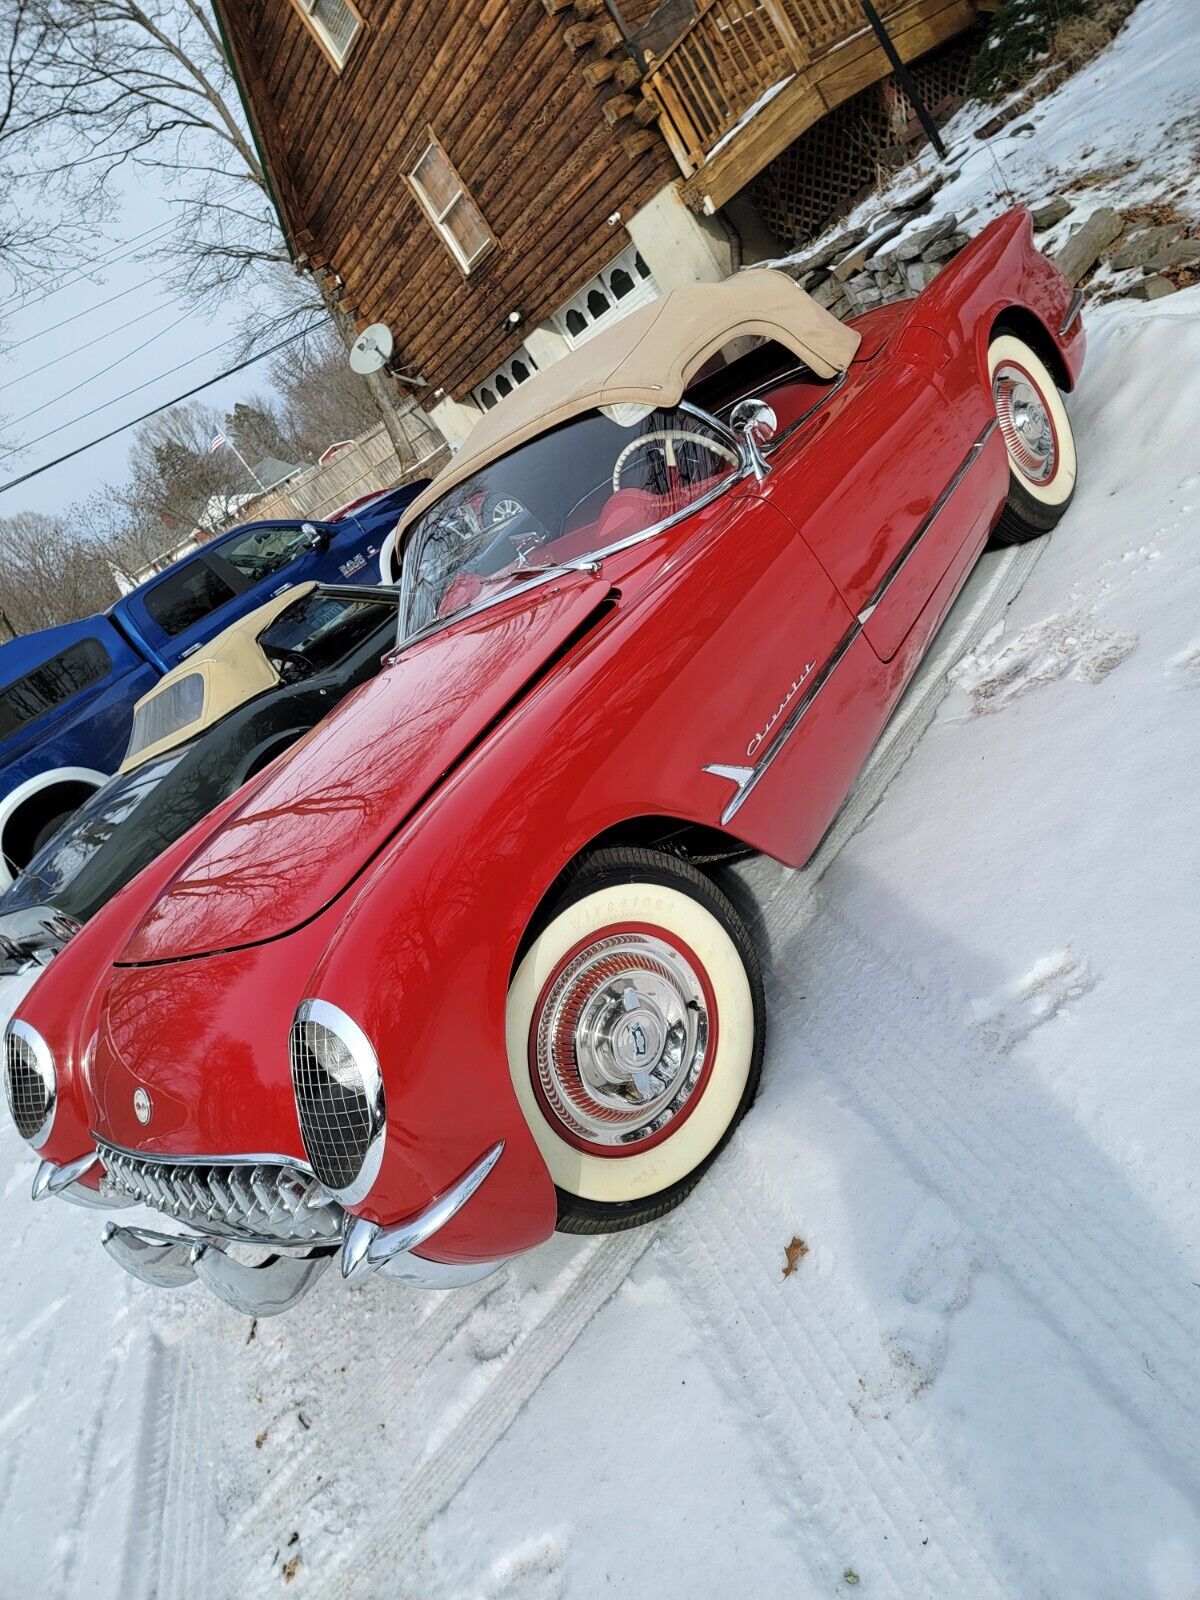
[{"left": 132, "top": 1087, "right": 153, "bottom": 1125}]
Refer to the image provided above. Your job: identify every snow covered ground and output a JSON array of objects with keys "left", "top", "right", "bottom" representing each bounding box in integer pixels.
[{"left": 4, "top": 5, "right": 1200, "bottom": 1595}]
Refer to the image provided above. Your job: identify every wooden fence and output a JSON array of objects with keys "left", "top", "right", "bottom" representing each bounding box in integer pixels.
[{"left": 245, "top": 424, "right": 447, "bottom": 524}]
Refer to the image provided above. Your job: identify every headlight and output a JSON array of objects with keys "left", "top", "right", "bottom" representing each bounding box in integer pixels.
[
  {"left": 289, "top": 1000, "right": 385, "bottom": 1203},
  {"left": 4, "top": 1019, "right": 56, "bottom": 1148}
]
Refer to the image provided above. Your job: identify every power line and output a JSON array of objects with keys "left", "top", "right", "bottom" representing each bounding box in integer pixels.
[
  {"left": 0, "top": 300, "right": 192, "bottom": 396},
  {"left": 1, "top": 330, "right": 252, "bottom": 460},
  {"left": 5, "top": 281, "right": 155, "bottom": 354},
  {"left": 13, "top": 307, "right": 198, "bottom": 425},
  {"left": 0, "top": 320, "right": 332, "bottom": 498},
  {"left": 11, "top": 219, "right": 183, "bottom": 313}
]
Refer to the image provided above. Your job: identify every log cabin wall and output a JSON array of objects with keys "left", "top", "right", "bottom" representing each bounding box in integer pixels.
[{"left": 218, "top": 0, "right": 677, "bottom": 406}]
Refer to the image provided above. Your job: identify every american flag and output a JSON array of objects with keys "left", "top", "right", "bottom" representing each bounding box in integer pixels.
[{"left": 209, "top": 429, "right": 227, "bottom": 454}]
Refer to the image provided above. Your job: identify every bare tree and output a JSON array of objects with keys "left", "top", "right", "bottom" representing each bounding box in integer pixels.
[
  {"left": 0, "top": 507, "right": 119, "bottom": 633},
  {"left": 0, "top": 0, "right": 322, "bottom": 331}
]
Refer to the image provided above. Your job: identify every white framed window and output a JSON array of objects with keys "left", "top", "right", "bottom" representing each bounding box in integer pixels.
[
  {"left": 291, "top": 0, "right": 363, "bottom": 69},
  {"left": 554, "top": 244, "right": 661, "bottom": 348},
  {"left": 472, "top": 345, "right": 539, "bottom": 413},
  {"left": 409, "top": 132, "right": 495, "bottom": 275}
]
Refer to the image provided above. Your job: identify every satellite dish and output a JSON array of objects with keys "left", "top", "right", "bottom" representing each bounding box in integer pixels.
[{"left": 349, "top": 322, "right": 393, "bottom": 375}]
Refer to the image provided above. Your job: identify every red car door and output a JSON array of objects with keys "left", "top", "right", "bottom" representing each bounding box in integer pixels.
[{"left": 767, "top": 341, "right": 992, "bottom": 662}]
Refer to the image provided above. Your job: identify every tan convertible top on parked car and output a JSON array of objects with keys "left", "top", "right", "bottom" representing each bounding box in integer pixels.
[
  {"left": 120, "top": 584, "right": 316, "bottom": 772},
  {"left": 395, "top": 268, "right": 862, "bottom": 539}
]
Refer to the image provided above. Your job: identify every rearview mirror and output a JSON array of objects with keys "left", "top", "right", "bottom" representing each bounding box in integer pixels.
[
  {"left": 730, "top": 399, "right": 778, "bottom": 483},
  {"left": 301, "top": 522, "right": 329, "bottom": 551}
]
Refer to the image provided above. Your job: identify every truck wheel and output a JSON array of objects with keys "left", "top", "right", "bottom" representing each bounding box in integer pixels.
[{"left": 507, "top": 847, "right": 765, "bottom": 1233}]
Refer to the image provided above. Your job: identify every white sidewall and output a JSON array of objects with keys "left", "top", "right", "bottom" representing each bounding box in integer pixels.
[
  {"left": 0, "top": 766, "right": 107, "bottom": 891},
  {"left": 506, "top": 882, "right": 754, "bottom": 1203},
  {"left": 988, "top": 334, "right": 1077, "bottom": 508}
]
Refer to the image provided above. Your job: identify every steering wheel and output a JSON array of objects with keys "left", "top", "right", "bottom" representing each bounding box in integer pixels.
[
  {"left": 611, "top": 429, "right": 739, "bottom": 493},
  {"left": 268, "top": 647, "right": 311, "bottom": 684}
]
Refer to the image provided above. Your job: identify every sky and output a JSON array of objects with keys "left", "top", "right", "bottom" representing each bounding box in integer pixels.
[{"left": 0, "top": 167, "right": 298, "bottom": 524}]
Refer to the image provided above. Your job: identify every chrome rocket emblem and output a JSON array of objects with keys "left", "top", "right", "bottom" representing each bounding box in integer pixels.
[{"left": 132, "top": 1087, "right": 152, "bottom": 1125}]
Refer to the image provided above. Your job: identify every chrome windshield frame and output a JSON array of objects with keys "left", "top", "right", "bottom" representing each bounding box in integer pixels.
[{"left": 393, "top": 400, "right": 748, "bottom": 654}]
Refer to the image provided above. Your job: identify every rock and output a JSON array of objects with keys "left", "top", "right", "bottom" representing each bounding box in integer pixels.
[
  {"left": 1140, "top": 239, "right": 1200, "bottom": 274},
  {"left": 905, "top": 260, "right": 941, "bottom": 293},
  {"left": 924, "top": 233, "right": 969, "bottom": 262},
  {"left": 811, "top": 276, "right": 847, "bottom": 310},
  {"left": 892, "top": 174, "right": 945, "bottom": 211},
  {"left": 1031, "top": 198, "right": 1071, "bottom": 230},
  {"left": 894, "top": 213, "right": 958, "bottom": 262},
  {"left": 1053, "top": 207, "right": 1124, "bottom": 286},
  {"left": 1126, "top": 275, "right": 1176, "bottom": 301},
  {"left": 797, "top": 225, "right": 868, "bottom": 274},
  {"left": 1108, "top": 224, "right": 1184, "bottom": 272}
]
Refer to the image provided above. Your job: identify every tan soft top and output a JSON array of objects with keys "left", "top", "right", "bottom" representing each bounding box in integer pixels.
[
  {"left": 121, "top": 583, "right": 316, "bottom": 771},
  {"left": 396, "top": 268, "right": 860, "bottom": 539}
]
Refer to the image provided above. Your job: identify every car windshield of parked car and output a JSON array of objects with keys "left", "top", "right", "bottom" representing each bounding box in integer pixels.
[
  {"left": 397, "top": 405, "right": 740, "bottom": 640},
  {"left": 257, "top": 590, "right": 391, "bottom": 681},
  {"left": 3, "top": 749, "right": 186, "bottom": 911}
]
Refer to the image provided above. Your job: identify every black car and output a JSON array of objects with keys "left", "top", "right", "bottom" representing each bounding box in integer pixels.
[{"left": 0, "top": 584, "right": 400, "bottom": 971}]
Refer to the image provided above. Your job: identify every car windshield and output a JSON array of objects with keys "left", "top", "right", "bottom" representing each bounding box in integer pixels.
[
  {"left": 4, "top": 748, "right": 186, "bottom": 910},
  {"left": 397, "top": 404, "right": 740, "bottom": 640},
  {"left": 258, "top": 590, "right": 391, "bottom": 681}
]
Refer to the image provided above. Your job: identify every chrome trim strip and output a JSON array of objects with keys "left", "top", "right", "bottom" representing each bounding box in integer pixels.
[
  {"left": 706, "top": 419, "right": 998, "bottom": 825},
  {"left": 1059, "top": 289, "right": 1083, "bottom": 336},
  {"left": 856, "top": 419, "right": 998, "bottom": 621},
  {"left": 341, "top": 1141, "right": 506, "bottom": 1286},
  {"left": 292, "top": 998, "right": 386, "bottom": 1206},
  {"left": 92, "top": 1134, "right": 316, "bottom": 1174}
]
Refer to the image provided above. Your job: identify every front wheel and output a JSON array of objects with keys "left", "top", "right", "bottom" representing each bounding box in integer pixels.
[
  {"left": 987, "top": 333, "right": 1078, "bottom": 545},
  {"left": 506, "top": 847, "right": 765, "bottom": 1234}
]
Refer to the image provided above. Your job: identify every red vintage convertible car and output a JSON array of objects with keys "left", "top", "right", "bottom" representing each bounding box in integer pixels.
[{"left": 5, "top": 209, "right": 1083, "bottom": 1317}]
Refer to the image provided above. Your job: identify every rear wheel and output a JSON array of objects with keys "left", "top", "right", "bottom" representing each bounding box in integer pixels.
[
  {"left": 987, "top": 333, "right": 1077, "bottom": 545},
  {"left": 506, "top": 847, "right": 765, "bottom": 1233}
]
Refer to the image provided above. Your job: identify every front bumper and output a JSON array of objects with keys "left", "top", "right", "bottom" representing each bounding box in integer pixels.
[{"left": 34, "top": 1142, "right": 508, "bottom": 1318}]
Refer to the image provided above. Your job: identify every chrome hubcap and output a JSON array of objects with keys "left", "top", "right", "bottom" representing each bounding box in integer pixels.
[
  {"left": 533, "top": 933, "right": 710, "bottom": 1147},
  {"left": 993, "top": 363, "right": 1056, "bottom": 485}
]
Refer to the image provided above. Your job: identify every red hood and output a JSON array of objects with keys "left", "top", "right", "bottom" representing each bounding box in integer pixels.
[{"left": 120, "top": 573, "right": 613, "bottom": 964}]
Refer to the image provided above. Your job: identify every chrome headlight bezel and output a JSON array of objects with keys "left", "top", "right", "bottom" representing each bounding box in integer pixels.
[
  {"left": 4, "top": 1018, "right": 57, "bottom": 1149},
  {"left": 289, "top": 999, "right": 385, "bottom": 1204}
]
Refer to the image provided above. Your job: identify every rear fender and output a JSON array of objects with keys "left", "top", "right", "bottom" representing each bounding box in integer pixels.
[{"left": 904, "top": 207, "right": 1085, "bottom": 392}]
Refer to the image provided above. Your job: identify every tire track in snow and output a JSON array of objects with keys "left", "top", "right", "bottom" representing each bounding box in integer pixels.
[
  {"left": 322, "top": 1231, "right": 656, "bottom": 1596},
  {"left": 776, "top": 908, "right": 1200, "bottom": 1495},
  {"left": 666, "top": 1155, "right": 1011, "bottom": 1600}
]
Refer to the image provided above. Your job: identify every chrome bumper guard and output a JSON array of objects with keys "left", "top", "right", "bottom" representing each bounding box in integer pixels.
[
  {"left": 36, "top": 1140, "right": 508, "bottom": 1316},
  {"left": 340, "top": 1141, "right": 507, "bottom": 1290}
]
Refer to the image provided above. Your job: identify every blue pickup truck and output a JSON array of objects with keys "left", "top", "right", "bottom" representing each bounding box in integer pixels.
[{"left": 0, "top": 482, "right": 425, "bottom": 886}]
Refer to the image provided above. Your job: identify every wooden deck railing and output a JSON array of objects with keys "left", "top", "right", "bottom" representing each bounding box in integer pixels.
[{"left": 645, "top": 0, "right": 876, "bottom": 177}]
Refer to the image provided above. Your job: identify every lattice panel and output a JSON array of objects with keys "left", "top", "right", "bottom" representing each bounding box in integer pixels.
[{"left": 743, "top": 32, "right": 979, "bottom": 249}]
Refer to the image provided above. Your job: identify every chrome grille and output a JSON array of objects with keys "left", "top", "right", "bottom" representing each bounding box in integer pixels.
[
  {"left": 96, "top": 1143, "right": 343, "bottom": 1244},
  {"left": 290, "top": 1016, "right": 375, "bottom": 1192},
  {"left": 5, "top": 1029, "right": 52, "bottom": 1142}
]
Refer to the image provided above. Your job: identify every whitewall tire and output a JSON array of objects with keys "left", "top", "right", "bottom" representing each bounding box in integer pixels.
[
  {"left": 988, "top": 333, "right": 1077, "bottom": 542},
  {"left": 507, "top": 847, "right": 764, "bottom": 1232}
]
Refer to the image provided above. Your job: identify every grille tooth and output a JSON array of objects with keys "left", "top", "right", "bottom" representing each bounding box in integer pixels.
[
  {"left": 95, "top": 1143, "right": 343, "bottom": 1243},
  {"left": 5, "top": 1030, "right": 52, "bottom": 1142}
]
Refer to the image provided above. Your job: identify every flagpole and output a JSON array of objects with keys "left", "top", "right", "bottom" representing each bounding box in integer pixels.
[{"left": 225, "top": 437, "right": 268, "bottom": 493}]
